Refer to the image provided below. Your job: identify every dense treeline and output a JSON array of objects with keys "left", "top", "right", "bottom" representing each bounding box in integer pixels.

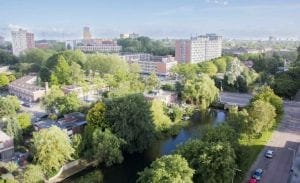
[{"left": 238, "top": 48, "right": 300, "bottom": 99}]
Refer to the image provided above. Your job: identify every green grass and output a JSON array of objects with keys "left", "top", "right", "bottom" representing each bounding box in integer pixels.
[{"left": 234, "top": 116, "right": 282, "bottom": 183}]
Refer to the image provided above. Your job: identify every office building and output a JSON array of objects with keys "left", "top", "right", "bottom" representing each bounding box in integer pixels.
[
  {"left": 11, "top": 29, "right": 35, "bottom": 56},
  {"left": 83, "top": 26, "right": 92, "bottom": 40},
  {"left": 0, "top": 130, "right": 14, "bottom": 161},
  {"left": 8, "top": 74, "right": 48, "bottom": 102},
  {"left": 120, "top": 53, "right": 177, "bottom": 76},
  {"left": 175, "top": 34, "right": 222, "bottom": 64}
]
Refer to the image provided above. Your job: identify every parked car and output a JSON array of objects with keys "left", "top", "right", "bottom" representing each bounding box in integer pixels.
[
  {"left": 265, "top": 150, "right": 274, "bottom": 158},
  {"left": 252, "top": 168, "right": 263, "bottom": 181},
  {"left": 248, "top": 178, "right": 258, "bottom": 183}
]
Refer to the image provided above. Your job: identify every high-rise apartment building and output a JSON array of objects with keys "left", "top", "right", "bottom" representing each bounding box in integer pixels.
[
  {"left": 11, "top": 29, "right": 35, "bottom": 56},
  {"left": 83, "top": 27, "right": 92, "bottom": 40},
  {"left": 175, "top": 34, "right": 222, "bottom": 64}
]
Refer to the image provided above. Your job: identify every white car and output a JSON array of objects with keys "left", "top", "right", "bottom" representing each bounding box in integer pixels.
[{"left": 265, "top": 150, "right": 274, "bottom": 158}]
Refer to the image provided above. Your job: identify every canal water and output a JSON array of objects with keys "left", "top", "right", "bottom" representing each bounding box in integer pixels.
[{"left": 66, "top": 109, "right": 226, "bottom": 183}]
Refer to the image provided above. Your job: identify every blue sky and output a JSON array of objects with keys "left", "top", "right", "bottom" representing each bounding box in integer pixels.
[{"left": 0, "top": 0, "right": 299, "bottom": 40}]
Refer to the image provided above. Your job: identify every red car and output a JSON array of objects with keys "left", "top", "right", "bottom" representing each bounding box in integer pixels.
[{"left": 249, "top": 178, "right": 257, "bottom": 183}]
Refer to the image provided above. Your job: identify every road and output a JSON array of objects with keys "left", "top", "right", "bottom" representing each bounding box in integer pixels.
[
  {"left": 244, "top": 101, "right": 300, "bottom": 183},
  {"left": 219, "top": 92, "right": 252, "bottom": 107}
]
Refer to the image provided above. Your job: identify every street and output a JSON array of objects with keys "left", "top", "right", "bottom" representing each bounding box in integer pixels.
[
  {"left": 219, "top": 92, "right": 252, "bottom": 107},
  {"left": 244, "top": 101, "right": 300, "bottom": 183}
]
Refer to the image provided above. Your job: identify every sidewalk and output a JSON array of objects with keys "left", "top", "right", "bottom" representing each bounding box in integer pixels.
[{"left": 290, "top": 145, "right": 300, "bottom": 183}]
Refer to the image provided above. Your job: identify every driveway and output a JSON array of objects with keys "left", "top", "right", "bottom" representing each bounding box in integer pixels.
[{"left": 244, "top": 101, "right": 300, "bottom": 183}]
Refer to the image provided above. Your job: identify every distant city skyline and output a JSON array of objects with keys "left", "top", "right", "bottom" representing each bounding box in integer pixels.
[{"left": 0, "top": 0, "right": 300, "bottom": 40}]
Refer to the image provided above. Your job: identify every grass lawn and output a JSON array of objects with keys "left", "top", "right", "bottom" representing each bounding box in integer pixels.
[{"left": 234, "top": 116, "right": 281, "bottom": 182}]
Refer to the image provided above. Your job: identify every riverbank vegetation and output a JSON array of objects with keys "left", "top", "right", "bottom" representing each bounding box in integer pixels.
[{"left": 137, "top": 86, "right": 283, "bottom": 183}]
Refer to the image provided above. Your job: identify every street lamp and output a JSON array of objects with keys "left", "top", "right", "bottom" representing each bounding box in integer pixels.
[
  {"left": 232, "top": 168, "right": 242, "bottom": 183},
  {"left": 288, "top": 147, "right": 296, "bottom": 172}
]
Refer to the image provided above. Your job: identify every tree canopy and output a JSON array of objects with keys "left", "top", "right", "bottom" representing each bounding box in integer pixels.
[
  {"left": 32, "top": 126, "right": 74, "bottom": 174},
  {"left": 137, "top": 154, "right": 194, "bottom": 183},
  {"left": 176, "top": 139, "right": 236, "bottom": 183},
  {"left": 105, "top": 94, "right": 155, "bottom": 153}
]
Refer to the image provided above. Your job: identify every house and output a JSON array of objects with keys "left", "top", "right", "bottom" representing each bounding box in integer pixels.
[
  {"left": 8, "top": 74, "right": 48, "bottom": 102},
  {"left": 144, "top": 90, "right": 178, "bottom": 105},
  {"left": 0, "top": 130, "right": 14, "bottom": 161},
  {"left": 33, "top": 112, "right": 87, "bottom": 136}
]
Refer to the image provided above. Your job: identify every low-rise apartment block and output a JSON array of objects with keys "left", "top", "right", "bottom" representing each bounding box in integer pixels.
[
  {"left": 120, "top": 53, "right": 177, "bottom": 76},
  {"left": 0, "top": 130, "right": 14, "bottom": 161},
  {"left": 8, "top": 74, "right": 48, "bottom": 102},
  {"left": 66, "top": 39, "right": 121, "bottom": 53},
  {"left": 175, "top": 34, "right": 222, "bottom": 64}
]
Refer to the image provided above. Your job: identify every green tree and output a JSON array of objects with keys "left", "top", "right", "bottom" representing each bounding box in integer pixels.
[
  {"left": 17, "top": 113, "right": 32, "bottom": 134},
  {"left": 176, "top": 140, "right": 236, "bottom": 183},
  {"left": 247, "top": 100, "right": 276, "bottom": 135},
  {"left": 42, "top": 87, "right": 80, "bottom": 115},
  {"left": 57, "top": 93, "right": 81, "bottom": 115},
  {"left": 252, "top": 86, "right": 283, "bottom": 114},
  {"left": 4, "top": 117, "right": 22, "bottom": 145},
  {"left": 72, "top": 134, "right": 82, "bottom": 159},
  {"left": 182, "top": 74, "right": 219, "bottom": 110},
  {"left": 137, "top": 154, "right": 194, "bottom": 183},
  {"left": 145, "top": 72, "right": 160, "bottom": 91},
  {"left": 42, "top": 86, "right": 64, "bottom": 113},
  {"left": 74, "top": 170, "right": 103, "bottom": 183},
  {"left": 0, "top": 96, "right": 20, "bottom": 118},
  {"left": 22, "top": 165, "right": 44, "bottom": 183},
  {"left": 51, "top": 55, "right": 72, "bottom": 85},
  {"left": 86, "top": 102, "right": 108, "bottom": 129},
  {"left": 198, "top": 61, "right": 218, "bottom": 76},
  {"left": 0, "top": 73, "right": 9, "bottom": 88},
  {"left": 32, "top": 126, "right": 74, "bottom": 173},
  {"left": 92, "top": 129, "right": 125, "bottom": 166},
  {"left": 168, "top": 104, "right": 184, "bottom": 123},
  {"left": 151, "top": 99, "right": 172, "bottom": 132},
  {"left": 105, "top": 94, "right": 155, "bottom": 153},
  {"left": 213, "top": 57, "right": 227, "bottom": 73}
]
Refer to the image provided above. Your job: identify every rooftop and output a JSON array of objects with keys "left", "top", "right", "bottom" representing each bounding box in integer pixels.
[
  {"left": 0, "top": 130, "right": 13, "bottom": 142},
  {"left": 9, "top": 75, "right": 45, "bottom": 92}
]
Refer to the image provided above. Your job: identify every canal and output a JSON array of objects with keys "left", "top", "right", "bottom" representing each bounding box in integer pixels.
[{"left": 66, "top": 109, "right": 226, "bottom": 183}]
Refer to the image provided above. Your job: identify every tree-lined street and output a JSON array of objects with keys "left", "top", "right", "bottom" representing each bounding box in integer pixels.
[{"left": 244, "top": 101, "right": 300, "bottom": 183}]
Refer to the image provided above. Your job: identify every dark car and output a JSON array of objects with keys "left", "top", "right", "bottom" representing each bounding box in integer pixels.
[{"left": 252, "top": 168, "right": 263, "bottom": 181}]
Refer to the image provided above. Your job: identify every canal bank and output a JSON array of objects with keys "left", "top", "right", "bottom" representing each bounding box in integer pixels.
[{"left": 64, "top": 109, "right": 226, "bottom": 183}]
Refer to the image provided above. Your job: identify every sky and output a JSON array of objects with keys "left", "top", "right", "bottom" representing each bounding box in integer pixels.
[{"left": 0, "top": 0, "right": 299, "bottom": 40}]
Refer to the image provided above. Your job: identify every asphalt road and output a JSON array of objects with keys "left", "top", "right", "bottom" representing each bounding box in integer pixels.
[
  {"left": 244, "top": 101, "right": 300, "bottom": 183},
  {"left": 219, "top": 92, "right": 252, "bottom": 107}
]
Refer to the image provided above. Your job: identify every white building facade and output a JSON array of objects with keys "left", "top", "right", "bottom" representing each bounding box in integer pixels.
[
  {"left": 11, "top": 29, "right": 35, "bottom": 56},
  {"left": 175, "top": 34, "right": 222, "bottom": 64}
]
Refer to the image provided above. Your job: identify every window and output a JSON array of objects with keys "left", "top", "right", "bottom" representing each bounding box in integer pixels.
[{"left": 0, "top": 142, "right": 4, "bottom": 149}]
